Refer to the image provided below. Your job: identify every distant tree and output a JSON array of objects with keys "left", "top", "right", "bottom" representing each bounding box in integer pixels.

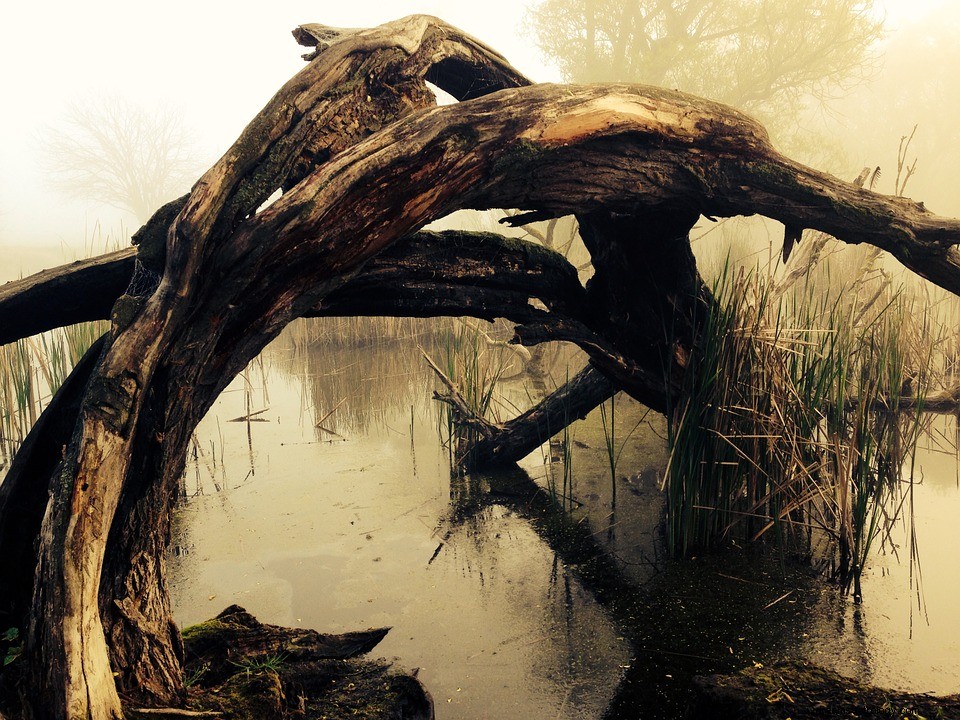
[
  {"left": 832, "top": 6, "right": 960, "bottom": 215},
  {"left": 527, "top": 0, "right": 882, "bottom": 125},
  {"left": 40, "top": 97, "right": 199, "bottom": 224}
]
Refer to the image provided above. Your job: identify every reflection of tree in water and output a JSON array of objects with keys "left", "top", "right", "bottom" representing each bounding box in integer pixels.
[
  {"left": 268, "top": 317, "right": 584, "bottom": 437},
  {"left": 266, "top": 317, "right": 449, "bottom": 434},
  {"left": 438, "top": 465, "right": 856, "bottom": 719},
  {"left": 433, "top": 476, "right": 630, "bottom": 714},
  {"left": 237, "top": 316, "right": 873, "bottom": 716}
]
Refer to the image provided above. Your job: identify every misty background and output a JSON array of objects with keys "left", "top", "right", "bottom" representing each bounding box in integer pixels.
[{"left": 1, "top": 0, "right": 957, "bottom": 278}]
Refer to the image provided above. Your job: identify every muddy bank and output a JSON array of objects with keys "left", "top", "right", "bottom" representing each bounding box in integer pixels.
[
  {"left": 689, "top": 660, "right": 960, "bottom": 719},
  {"left": 168, "top": 605, "right": 432, "bottom": 720}
]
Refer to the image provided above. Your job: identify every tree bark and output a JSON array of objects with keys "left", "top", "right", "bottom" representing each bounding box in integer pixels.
[
  {"left": 0, "top": 335, "right": 106, "bottom": 626},
  {"left": 463, "top": 365, "right": 616, "bottom": 467},
  {"left": 0, "top": 251, "right": 133, "bottom": 345},
  {"left": 21, "top": 17, "right": 529, "bottom": 719}
]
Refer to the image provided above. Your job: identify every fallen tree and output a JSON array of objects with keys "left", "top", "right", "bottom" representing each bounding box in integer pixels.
[{"left": 3, "top": 13, "right": 960, "bottom": 720}]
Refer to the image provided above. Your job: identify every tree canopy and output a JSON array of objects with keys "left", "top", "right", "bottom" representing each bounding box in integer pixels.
[
  {"left": 527, "top": 0, "right": 881, "bottom": 122},
  {"left": 40, "top": 97, "right": 199, "bottom": 223}
]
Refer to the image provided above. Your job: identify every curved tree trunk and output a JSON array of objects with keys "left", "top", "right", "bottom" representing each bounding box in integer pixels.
[
  {"left": 21, "top": 17, "right": 530, "bottom": 719},
  {"left": 3, "top": 13, "right": 960, "bottom": 720}
]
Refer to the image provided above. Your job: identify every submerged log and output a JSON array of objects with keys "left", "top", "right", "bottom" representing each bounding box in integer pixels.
[
  {"left": 689, "top": 660, "right": 960, "bottom": 720},
  {"left": 431, "top": 363, "right": 617, "bottom": 468}
]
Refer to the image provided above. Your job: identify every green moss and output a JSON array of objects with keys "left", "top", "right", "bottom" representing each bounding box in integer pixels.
[
  {"left": 492, "top": 138, "right": 552, "bottom": 178},
  {"left": 216, "top": 669, "right": 285, "bottom": 720},
  {"left": 181, "top": 619, "right": 229, "bottom": 643}
]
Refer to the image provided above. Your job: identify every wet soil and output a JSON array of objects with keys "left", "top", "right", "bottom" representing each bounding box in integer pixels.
[{"left": 690, "top": 660, "right": 960, "bottom": 719}]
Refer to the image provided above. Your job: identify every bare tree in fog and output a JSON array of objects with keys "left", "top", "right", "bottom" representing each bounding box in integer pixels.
[
  {"left": 835, "top": 7, "right": 960, "bottom": 216},
  {"left": 40, "top": 97, "right": 199, "bottom": 224},
  {"left": 528, "top": 0, "right": 881, "bottom": 125}
]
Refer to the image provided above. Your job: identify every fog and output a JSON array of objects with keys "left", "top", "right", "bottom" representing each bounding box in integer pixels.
[{"left": 1, "top": 0, "right": 956, "bottom": 268}]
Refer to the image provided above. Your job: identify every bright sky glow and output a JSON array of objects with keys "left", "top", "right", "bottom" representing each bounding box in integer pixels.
[{"left": 0, "top": 0, "right": 951, "bottom": 249}]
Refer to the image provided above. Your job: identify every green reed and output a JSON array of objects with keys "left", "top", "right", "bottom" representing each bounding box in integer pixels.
[
  {"left": 436, "top": 321, "right": 509, "bottom": 469},
  {"left": 0, "top": 322, "right": 107, "bottom": 462},
  {"left": 664, "top": 264, "right": 939, "bottom": 599}
]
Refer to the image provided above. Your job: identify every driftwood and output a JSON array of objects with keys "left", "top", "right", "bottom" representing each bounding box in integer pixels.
[
  {"left": 4, "top": 13, "right": 960, "bottom": 720},
  {"left": 181, "top": 605, "right": 390, "bottom": 685}
]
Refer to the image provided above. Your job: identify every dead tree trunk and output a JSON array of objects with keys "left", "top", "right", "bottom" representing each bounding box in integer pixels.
[
  {"left": 3, "top": 13, "right": 960, "bottom": 720},
  {"left": 16, "top": 17, "right": 530, "bottom": 719}
]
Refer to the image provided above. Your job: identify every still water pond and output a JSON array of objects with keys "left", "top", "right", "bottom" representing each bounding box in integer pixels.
[{"left": 168, "top": 320, "right": 960, "bottom": 718}]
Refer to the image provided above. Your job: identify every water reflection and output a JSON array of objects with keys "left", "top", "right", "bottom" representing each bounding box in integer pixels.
[
  {"left": 170, "top": 321, "right": 629, "bottom": 719},
  {"left": 169, "top": 318, "right": 960, "bottom": 718}
]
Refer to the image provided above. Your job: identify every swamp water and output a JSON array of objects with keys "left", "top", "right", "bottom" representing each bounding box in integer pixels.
[{"left": 167, "top": 320, "right": 960, "bottom": 718}]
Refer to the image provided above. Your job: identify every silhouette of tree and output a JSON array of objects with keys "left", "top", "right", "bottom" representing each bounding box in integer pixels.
[
  {"left": 41, "top": 97, "right": 199, "bottom": 223},
  {"left": 528, "top": 0, "right": 881, "bottom": 123}
]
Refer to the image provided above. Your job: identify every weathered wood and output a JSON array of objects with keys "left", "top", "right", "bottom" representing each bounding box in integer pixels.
[
  {"left": 0, "top": 250, "right": 133, "bottom": 345},
  {"left": 172, "top": 606, "right": 431, "bottom": 720},
  {"left": 0, "top": 334, "right": 106, "bottom": 625},
  {"left": 469, "top": 365, "right": 616, "bottom": 466},
  {"left": 182, "top": 605, "right": 390, "bottom": 685},
  {"left": 23, "top": 17, "right": 532, "bottom": 720},
  {"left": 0, "top": 229, "right": 578, "bottom": 342}
]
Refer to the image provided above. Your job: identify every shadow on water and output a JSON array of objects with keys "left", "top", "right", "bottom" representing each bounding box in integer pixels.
[{"left": 168, "top": 318, "right": 960, "bottom": 719}]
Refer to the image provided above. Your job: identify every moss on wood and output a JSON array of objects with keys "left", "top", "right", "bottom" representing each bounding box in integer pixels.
[{"left": 175, "top": 607, "right": 432, "bottom": 720}]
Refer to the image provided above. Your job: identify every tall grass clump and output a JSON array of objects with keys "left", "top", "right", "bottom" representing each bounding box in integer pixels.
[
  {"left": 664, "top": 263, "right": 940, "bottom": 599},
  {"left": 434, "top": 322, "right": 510, "bottom": 470},
  {"left": 0, "top": 339, "right": 39, "bottom": 463},
  {"left": 0, "top": 321, "right": 108, "bottom": 464}
]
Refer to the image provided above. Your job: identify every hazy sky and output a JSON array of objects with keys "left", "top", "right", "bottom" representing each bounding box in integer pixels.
[{"left": 0, "top": 0, "right": 951, "bottom": 250}]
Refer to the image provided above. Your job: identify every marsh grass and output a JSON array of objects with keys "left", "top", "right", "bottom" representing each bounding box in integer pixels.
[
  {"left": 598, "top": 394, "right": 651, "bottom": 511},
  {"left": 284, "top": 316, "right": 449, "bottom": 352},
  {"left": 0, "top": 321, "right": 108, "bottom": 465},
  {"left": 436, "top": 321, "right": 510, "bottom": 469},
  {"left": 664, "top": 264, "right": 944, "bottom": 598},
  {"left": 542, "top": 368, "right": 580, "bottom": 512}
]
